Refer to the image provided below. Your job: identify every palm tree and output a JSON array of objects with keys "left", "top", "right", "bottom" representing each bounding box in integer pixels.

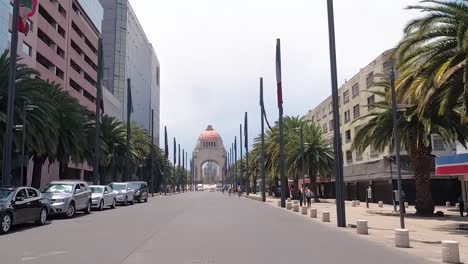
[
  {"left": 395, "top": 0, "right": 468, "bottom": 116},
  {"left": 353, "top": 86, "right": 468, "bottom": 215}
]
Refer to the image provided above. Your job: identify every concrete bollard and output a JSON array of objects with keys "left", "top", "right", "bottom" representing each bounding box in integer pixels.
[
  {"left": 286, "top": 202, "right": 293, "bottom": 210},
  {"left": 301, "top": 206, "right": 308, "bottom": 215},
  {"left": 293, "top": 200, "right": 299, "bottom": 205},
  {"left": 356, "top": 200, "right": 360, "bottom": 206},
  {"left": 441, "top": 240, "right": 460, "bottom": 263},
  {"left": 351, "top": 200, "right": 357, "bottom": 207},
  {"left": 293, "top": 204, "right": 300, "bottom": 212},
  {"left": 378, "top": 201, "right": 383, "bottom": 208},
  {"left": 322, "top": 211, "right": 330, "bottom": 222},
  {"left": 277, "top": 200, "right": 281, "bottom": 207},
  {"left": 310, "top": 208, "right": 317, "bottom": 218},
  {"left": 446, "top": 201, "right": 451, "bottom": 207},
  {"left": 287, "top": 198, "right": 291, "bottom": 202},
  {"left": 356, "top": 220, "right": 368, "bottom": 235},
  {"left": 404, "top": 202, "right": 409, "bottom": 208},
  {"left": 455, "top": 203, "right": 460, "bottom": 210},
  {"left": 394, "top": 229, "right": 410, "bottom": 248}
]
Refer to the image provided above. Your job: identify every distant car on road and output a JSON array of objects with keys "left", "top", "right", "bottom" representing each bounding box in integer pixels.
[
  {"left": 108, "top": 182, "right": 135, "bottom": 205},
  {"left": 41, "top": 181, "right": 92, "bottom": 218},
  {"left": 90, "top": 185, "right": 117, "bottom": 210},
  {"left": 0, "top": 186, "right": 50, "bottom": 234},
  {"left": 128, "top": 181, "right": 149, "bottom": 203}
]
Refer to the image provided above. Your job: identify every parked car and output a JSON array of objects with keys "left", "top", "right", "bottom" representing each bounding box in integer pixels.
[
  {"left": 108, "top": 182, "right": 135, "bottom": 205},
  {"left": 0, "top": 186, "right": 50, "bottom": 234},
  {"left": 128, "top": 181, "right": 149, "bottom": 203},
  {"left": 41, "top": 181, "right": 92, "bottom": 218},
  {"left": 90, "top": 185, "right": 117, "bottom": 210}
]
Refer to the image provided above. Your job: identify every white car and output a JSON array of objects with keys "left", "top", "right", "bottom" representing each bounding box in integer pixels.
[
  {"left": 90, "top": 185, "right": 117, "bottom": 210},
  {"left": 108, "top": 182, "right": 135, "bottom": 205}
]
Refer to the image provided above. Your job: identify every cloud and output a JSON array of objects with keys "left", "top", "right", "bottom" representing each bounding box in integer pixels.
[{"left": 129, "top": 0, "right": 420, "bottom": 161}]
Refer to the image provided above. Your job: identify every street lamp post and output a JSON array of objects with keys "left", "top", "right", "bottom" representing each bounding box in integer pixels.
[
  {"left": 385, "top": 156, "right": 397, "bottom": 212},
  {"left": 19, "top": 102, "right": 38, "bottom": 186},
  {"left": 390, "top": 67, "right": 405, "bottom": 229},
  {"left": 295, "top": 125, "right": 305, "bottom": 203}
]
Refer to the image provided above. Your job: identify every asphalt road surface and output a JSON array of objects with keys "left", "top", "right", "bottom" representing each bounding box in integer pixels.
[{"left": 0, "top": 192, "right": 428, "bottom": 264}]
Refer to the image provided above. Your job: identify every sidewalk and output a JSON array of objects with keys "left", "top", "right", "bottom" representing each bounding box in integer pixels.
[{"left": 240, "top": 193, "right": 467, "bottom": 263}]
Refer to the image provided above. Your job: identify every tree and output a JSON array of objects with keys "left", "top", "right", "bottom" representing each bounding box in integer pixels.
[
  {"left": 353, "top": 84, "right": 468, "bottom": 215},
  {"left": 395, "top": 0, "right": 468, "bottom": 117}
]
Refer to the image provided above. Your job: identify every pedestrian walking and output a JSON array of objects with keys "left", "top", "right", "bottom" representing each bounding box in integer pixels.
[
  {"left": 458, "top": 195, "right": 465, "bottom": 217},
  {"left": 305, "top": 187, "right": 312, "bottom": 207},
  {"left": 297, "top": 189, "right": 303, "bottom": 207}
]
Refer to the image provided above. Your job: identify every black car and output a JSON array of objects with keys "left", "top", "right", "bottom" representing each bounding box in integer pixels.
[
  {"left": 128, "top": 181, "right": 149, "bottom": 203},
  {"left": 0, "top": 186, "right": 50, "bottom": 234}
]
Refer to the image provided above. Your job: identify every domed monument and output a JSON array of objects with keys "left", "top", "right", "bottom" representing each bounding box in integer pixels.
[{"left": 192, "top": 125, "right": 226, "bottom": 184}]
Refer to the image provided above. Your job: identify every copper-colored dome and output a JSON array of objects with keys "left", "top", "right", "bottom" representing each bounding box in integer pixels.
[{"left": 199, "top": 125, "right": 221, "bottom": 140}]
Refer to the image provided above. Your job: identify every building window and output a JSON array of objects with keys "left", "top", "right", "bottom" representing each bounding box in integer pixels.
[
  {"left": 367, "top": 95, "right": 375, "bottom": 110},
  {"left": 322, "top": 123, "right": 328, "bottom": 133},
  {"left": 344, "top": 110, "right": 350, "bottom": 123},
  {"left": 22, "top": 42, "right": 31, "bottom": 56},
  {"left": 352, "top": 83, "right": 359, "bottom": 98},
  {"left": 370, "top": 144, "right": 379, "bottom": 158},
  {"left": 432, "top": 135, "right": 445, "bottom": 151},
  {"left": 355, "top": 151, "right": 363, "bottom": 162},
  {"left": 366, "top": 72, "right": 374, "bottom": 88},
  {"left": 329, "top": 102, "right": 333, "bottom": 113},
  {"left": 322, "top": 108, "right": 327, "bottom": 118},
  {"left": 345, "top": 130, "right": 351, "bottom": 143},
  {"left": 329, "top": 120, "right": 334, "bottom": 131},
  {"left": 346, "top": 151, "right": 353, "bottom": 164},
  {"left": 353, "top": 104, "right": 360, "bottom": 118},
  {"left": 343, "top": 90, "right": 349, "bottom": 104}
]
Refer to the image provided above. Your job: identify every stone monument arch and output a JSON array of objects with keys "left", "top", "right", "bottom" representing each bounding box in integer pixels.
[{"left": 193, "top": 125, "right": 226, "bottom": 184}]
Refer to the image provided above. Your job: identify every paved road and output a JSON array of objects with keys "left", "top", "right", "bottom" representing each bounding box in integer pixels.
[{"left": 0, "top": 192, "right": 428, "bottom": 264}]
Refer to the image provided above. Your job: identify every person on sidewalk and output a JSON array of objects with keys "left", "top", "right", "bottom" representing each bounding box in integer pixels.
[
  {"left": 458, "top": 195, "right": 465, "bottom": 217},
  {"left": 305, "top": 187, "right": 312, "bottom": 207},
  {"left": 297, "top": 189, "right": 303, "bottom": 207}
]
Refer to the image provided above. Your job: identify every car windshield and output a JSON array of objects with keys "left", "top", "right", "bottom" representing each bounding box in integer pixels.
[
  {"left": 41, "top": 184, "right": 73, "bottom": 194},
  {"left": 0, "top": 189, "right": 14, "bottom": 200},
  {"left": 130, "top": 183, "right": 141, "bottom": 190},
  {"left": 90, "top": 187, "right": 104, "bottom": 193},
  {"left": 110, "top": 184, "right": 126, "bottom": 191}
]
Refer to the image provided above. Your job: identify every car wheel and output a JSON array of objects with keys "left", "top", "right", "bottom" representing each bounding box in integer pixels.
[
  {"left": 84, "top": 201, "right": 91, "bottom": 214},
  {"left": 111, "top": 199, "right": 116, "bottom": 209},
  {"left": 144, "top": 196, "right": 148, "bottom": 203},
  {"left": 66, "top": 203, "right": 76, "bottom": 218},
  {"left": 35, "top": 208, "right": 47, "bottom": 225},
  {"left": 0, "top": 213, "right": 12, "bottom": 234},
  {"left": 99, "top": 200, "right": 104, "bottom": 211}
]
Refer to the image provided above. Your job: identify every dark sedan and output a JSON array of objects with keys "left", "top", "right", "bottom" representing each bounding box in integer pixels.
[
  {"left": 128, "top": 181, "right": 149, "bottom": 203},
  {"left": 0, "top": 186, "right": 50, "bottom": 234}
]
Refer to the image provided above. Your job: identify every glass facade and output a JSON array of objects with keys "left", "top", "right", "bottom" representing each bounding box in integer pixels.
[
  {"left": 0, "top": 0, "right": 12, "bottom": 53},
  {"left": 77, "top": 0, "right": 104, "bottom": 32}
]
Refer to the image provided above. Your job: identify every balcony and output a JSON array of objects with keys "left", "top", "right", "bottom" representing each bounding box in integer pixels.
[{"left": 37, "top": 15, "right": 66, "bottom": 48}]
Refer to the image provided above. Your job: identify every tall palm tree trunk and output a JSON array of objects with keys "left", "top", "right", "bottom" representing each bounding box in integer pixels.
[
  {"left": 410, "top": 145, "right": 434, "bottom": 216},
  {"left": 252, "top": 173, "right": 257, "bottom": 194},
  {"left": 31, "top": 155, "right": 47, "bottom": 189}
]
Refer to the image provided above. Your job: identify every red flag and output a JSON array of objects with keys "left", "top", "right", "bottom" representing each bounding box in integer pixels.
[
  {"left": 18, "top": 0, "right": 37, "bottom": 35},
  {"left": 276, "top": 39, "right": 283, "bottom": 108}
]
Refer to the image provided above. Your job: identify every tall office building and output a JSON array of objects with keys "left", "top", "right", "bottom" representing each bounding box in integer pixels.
[
  {"left": 99, "top": 0, "right": 160, "bottom": 145},
  {"left": 0, "top": 0, "right": 118, "bottom": 183},
  {"left": 304, "top": 49, "right": 459, "bottom": 204}
]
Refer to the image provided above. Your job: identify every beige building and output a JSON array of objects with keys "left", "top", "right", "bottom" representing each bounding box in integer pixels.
[{"left": 303, "top": 49, "right": 458, "bottom": 204}]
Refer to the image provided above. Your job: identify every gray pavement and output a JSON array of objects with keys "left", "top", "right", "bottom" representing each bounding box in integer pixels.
[{"left": 0, "top": 192, "right": 429, "bottom": 264}]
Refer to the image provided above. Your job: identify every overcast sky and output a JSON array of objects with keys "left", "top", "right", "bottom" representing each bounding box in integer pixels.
[{"left": 129, "top": 0, "right": 420, "bottom": 161}]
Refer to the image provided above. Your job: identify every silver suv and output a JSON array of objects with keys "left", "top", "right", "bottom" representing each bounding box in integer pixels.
[{"left": 41, "top": 181, "right": 92, "bottom": 218}]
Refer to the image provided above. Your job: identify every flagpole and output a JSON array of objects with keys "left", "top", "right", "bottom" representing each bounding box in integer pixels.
[
  {"left": 93, "top": 37, "right": 103, "bottom": 185},
  {"left": 124, "top": 78, "right": 132, "bottom": 182},
  {"left": 173, "top": 138, "right": 176, "bottom": 194},
  {"left": 178, "top": 144, "right": 180, "bottom": 192},
  {"left": 234, "top": 138, "right": 237, "bottom": 189},
  {"left": 1, "top": 0, "right": 20, "bottom": 186},
  {"left": 239, "top": 125, "right": 243, "bottom": 191},
  {"left": 164, "top": 126, "right": 168, "bottom": 195},
  {"left": 260, "top": 78, "right": 266, "bottom": 202},
  {"left": 182, "top": 148, "right": 185, "bottom": 192},
  {"left": 327, "top": 0, "right": 346, "bottom": 227},
  {"left": 150, "top": 109, "right": 154, "bottom": 196},
  {"left": 276, "top": 39, "right": 286, "bottom": 208},
  {"left": 245, "top": 112, "right": 250, "bottom": 195}
]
